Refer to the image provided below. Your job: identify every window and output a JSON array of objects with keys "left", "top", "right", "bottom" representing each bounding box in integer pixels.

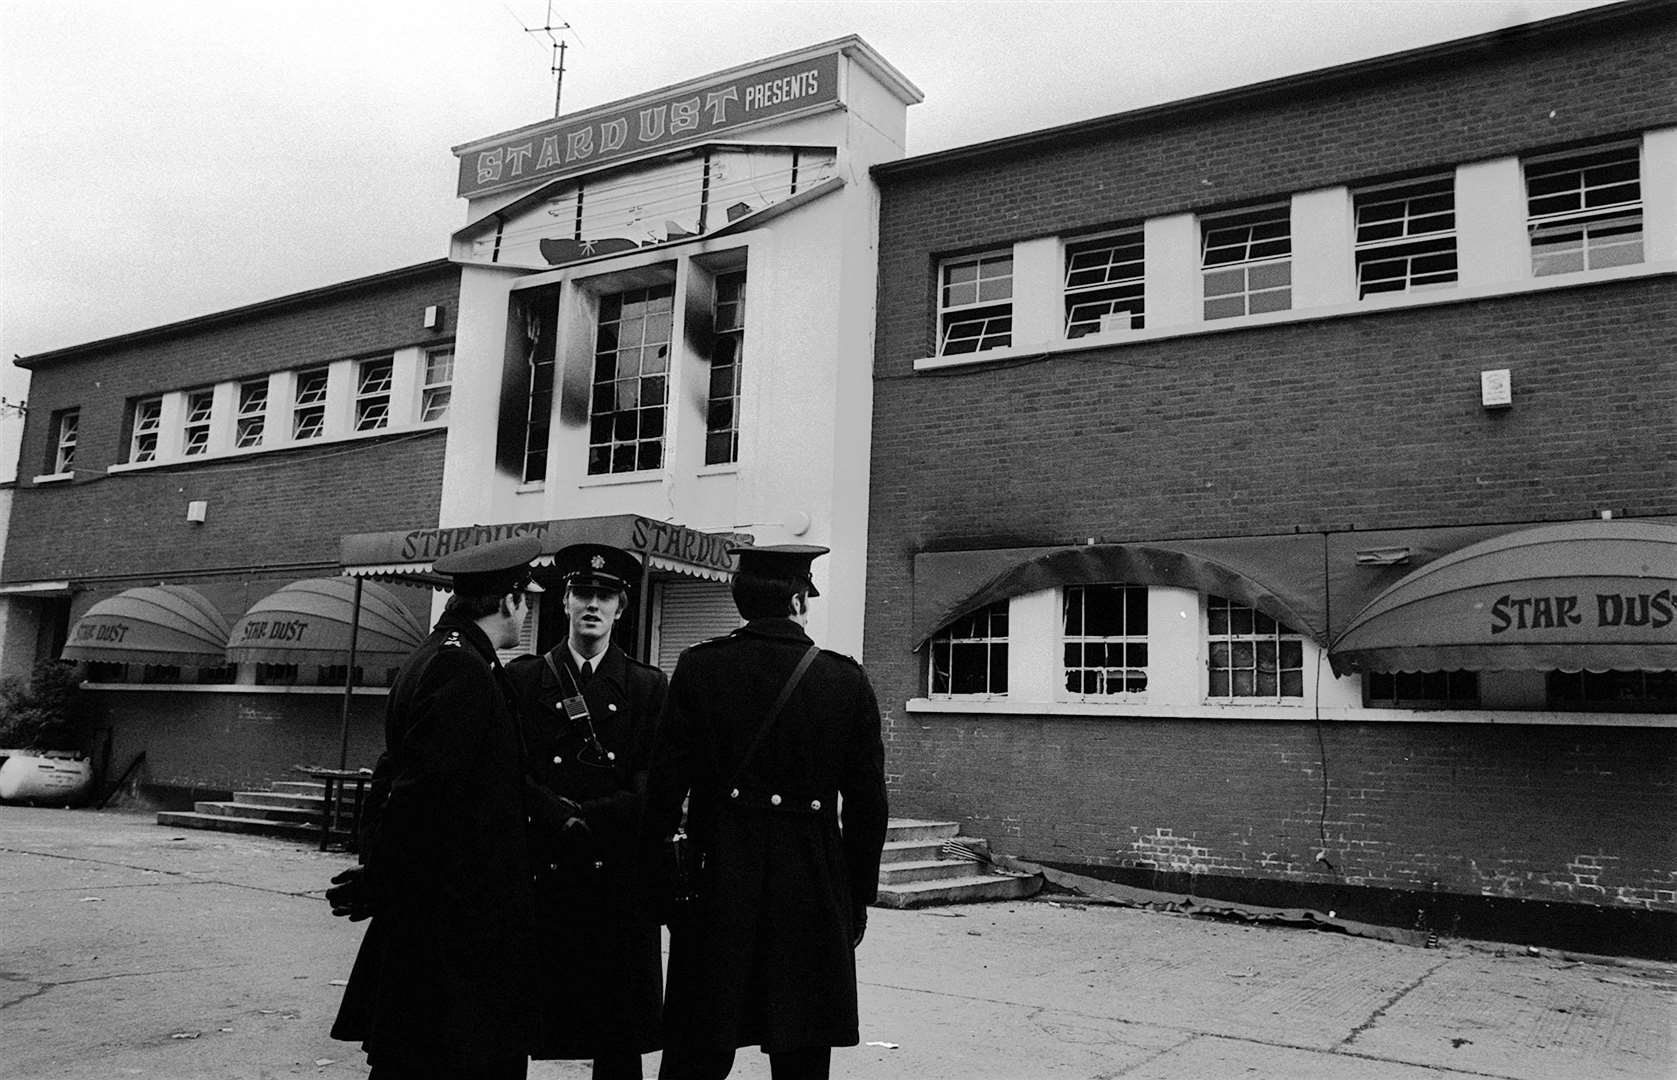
[
  {"left": 1206, "top": 597, "right": 1303, "bottom": 698},
  {"left": 50, "top": 409, "right": 78, "bottom": 474},
  {"left": 522, "top": 303, "right": 556, "bottom": 483},
  {"left": 706, "top": 271, "right": 746, "bottom": 465},
  {"left": 1354, "top": 176, "right": 1457, "bottom": 299},
  {"left": 129, "top": 397, "right": 162, "bottom": 463},
  {"left": 182, "top": 389, "right": 213, "bottom": 455},
  {"left": 1526, "top": 143, "right": 1643, "bottom": 276},
  {"left": 354, "top": 357, "right": 393, "bottom": 431},
  {"left": 421, "top": 347, "right": 453, "bottom": 423},
  {"left": 1365, "top": 670, "right": 1479, "bottom": 708},
  {"left": 938, "top": 252, "right": 1013, "bottom": 355},
  {"left": 1064, "top": 585, "right": 1148, "bottom": 695},
  {"left": 929, "top": 602, "right": 1009, "bottom": 697},
  {"left": 1202, "top": 206, "right": 1291, "bottom": 320},
  {"left": 235, "top": 379, "right": 267, "bottom": 448},
  {"left": 1547, "top": 670, "right": 1675, "bottom": 712},
  {"left": 292, "top": 367, "right": 328, "bottom": 440},
  {"left": 1064, "top": 231, "right": 1144, "bottom": 338},
  {"left": 589, "top": 283, "right": 673, "bottom": 475}
]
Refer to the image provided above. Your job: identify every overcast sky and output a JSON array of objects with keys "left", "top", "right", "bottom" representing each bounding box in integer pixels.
[{"left": 0, "top": 0, "right": 1618, "bottom": 474}]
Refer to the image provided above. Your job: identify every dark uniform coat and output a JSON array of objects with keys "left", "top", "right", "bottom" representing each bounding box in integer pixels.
[
  {"left": 330, "top": 612, "right": 537, "bottom": 1071},
  {"left": 644, "top": 617, "right": 888, "bottom": 1055},
  {"left": 506, "top": 642, "right": 668, "bottom": 1059}
]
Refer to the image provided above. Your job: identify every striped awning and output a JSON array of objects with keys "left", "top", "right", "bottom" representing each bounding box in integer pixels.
[{"left": 61, "top": 585, "right": 231, "bottom": 667}]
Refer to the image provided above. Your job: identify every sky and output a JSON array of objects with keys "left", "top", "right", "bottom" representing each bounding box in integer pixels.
[{"left": 0, "top": 0, "right": 1620, "bottom": 476}]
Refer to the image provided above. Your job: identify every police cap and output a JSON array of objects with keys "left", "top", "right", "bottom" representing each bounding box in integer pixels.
[
  {"left": 432, "top": 536, "right": 545, "bottom": 597},
  {"left": 555, "top": 543, "right": 641, "bottom": 594},
  {"left": 727, "top": 543, "right": 828, "bottom": 597}
]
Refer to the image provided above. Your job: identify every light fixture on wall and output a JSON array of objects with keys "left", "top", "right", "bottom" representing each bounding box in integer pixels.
[
  {"left": 423, "top": 304, "right": 443, "bottom": 330},
  {"left": 186, "top": 500, "right": 208, "bottom": 524}
]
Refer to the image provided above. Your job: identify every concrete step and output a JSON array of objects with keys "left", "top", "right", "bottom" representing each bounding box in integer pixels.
[
  {"left": 193, "top": 800, "right": 319, "bottom": 825},
  {"left": 156, "top": 810, "right": 320, "bottom": 842},
  {"left": 232, "top": 790, "right": 327, "bottom": 812},
  {"left": 882, "top": 819, "right": 960, "bottom": 843},
  {"left": 879, "top": 858, "right": 995, "bottom": 885},
  {"left": 874, "top": 871, "right": 1042, "bottom": 909},
  {"left": 270, "top": 781, "right": 329, "bottom": 797},
  {"left": 880, "top": 838, "right": 945, "bottom": 864}
]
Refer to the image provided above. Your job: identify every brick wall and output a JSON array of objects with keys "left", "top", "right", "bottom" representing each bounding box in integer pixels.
[
  {"left": 14, "top": 262, "right": 457, "bottom": 482},
  {"left": 864, "top": 5, "right": 1677, "bottom": 925}
]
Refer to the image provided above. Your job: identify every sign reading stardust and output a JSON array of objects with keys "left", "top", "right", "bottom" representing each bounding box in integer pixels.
[{"left": 455, "top": 52, "right": 841, "bottom": 199}]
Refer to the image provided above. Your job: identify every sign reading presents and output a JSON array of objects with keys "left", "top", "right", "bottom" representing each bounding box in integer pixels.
[{"left": 456, "top": 51, "right": 840, "bottom": 199}]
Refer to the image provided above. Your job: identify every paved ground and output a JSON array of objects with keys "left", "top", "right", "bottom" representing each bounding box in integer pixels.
[{"left": 2, "top": 805, "right": 1673, "bottom": 1079}]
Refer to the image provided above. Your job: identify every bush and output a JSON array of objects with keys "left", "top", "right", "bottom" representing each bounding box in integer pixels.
[{"left": 0, "top": 660, "right": 89, "bottom": 752}]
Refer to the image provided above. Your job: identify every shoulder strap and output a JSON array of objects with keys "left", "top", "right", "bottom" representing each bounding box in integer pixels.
[{"left": 725, "top": 644, "right": 820, "bottom": 791}]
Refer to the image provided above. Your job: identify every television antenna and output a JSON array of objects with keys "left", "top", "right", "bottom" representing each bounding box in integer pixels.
[{"left": 510, "top": 2, "right": 576, "bottom": 117}]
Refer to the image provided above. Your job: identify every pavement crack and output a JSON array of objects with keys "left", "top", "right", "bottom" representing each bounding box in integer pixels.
[{"left": 1337, "top": 955, "right": 1451, "bottom": 1050}]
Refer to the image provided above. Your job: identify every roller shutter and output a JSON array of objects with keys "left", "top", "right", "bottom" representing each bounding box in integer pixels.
[{"left": 656, "top": 580, "right": 740, "bottom": 671}]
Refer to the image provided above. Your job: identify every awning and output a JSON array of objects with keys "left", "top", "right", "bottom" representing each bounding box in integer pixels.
[
  {"left": 341, "top": 514, "right": 753, "bottom": 584},
  {"left": 61, "top": 585, "right": 231, "bottom": 667},
  {"left": 913, "top": 534, "right": 1328, "bottom": 649},
  {"left": 227, "top": 578, "right": 427, "bottom": 666},
  {"left": 1328, "top": 520, "right": 1677, "bottom": 675}
]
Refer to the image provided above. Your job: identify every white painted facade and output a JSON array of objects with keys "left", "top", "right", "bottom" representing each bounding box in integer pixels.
[{"left": 438, "top": 38, "right": 920, "bottom": 656}]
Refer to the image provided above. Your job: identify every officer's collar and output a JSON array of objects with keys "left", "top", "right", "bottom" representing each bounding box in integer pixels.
[{"left": 737, "top": 617, "right": 814, "bottom": 645}]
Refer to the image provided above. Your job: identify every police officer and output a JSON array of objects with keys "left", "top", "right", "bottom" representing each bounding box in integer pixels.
[
  {"left": 507, "top": 543, "right": 668, "bottom": 1080},
  {"left": 331, "top": 536, "right": 544, "bottom": 1080},
  {"left": 645, "top": 544, "right": 888, "bottom": 1080}
]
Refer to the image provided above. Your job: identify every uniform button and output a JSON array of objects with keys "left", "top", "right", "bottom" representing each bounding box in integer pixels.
[
  {"left": 608, "top": 703, "right": 618, "bottom": 712},
  {"left": 549, "top": 863, "right": 558, "bottom": 871},
  {"left": 552, "top": 755, "right": 562, "bottom": 764},
  {"left": 810, "top": 800, "right": 821, "bottom": 811},
  {"left": 593, "top": 860, "right": 604, "bottom": 870},
  {"left": 770, "top": 794, "right": 782, "bottom": 806},
  {"left": 730, "top": 788, "right": 740, "bottom": 799},
  {"left": 606, "top": 750, "right": 616, "bottom": 762}
]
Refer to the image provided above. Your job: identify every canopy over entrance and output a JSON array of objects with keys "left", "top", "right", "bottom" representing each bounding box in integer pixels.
[
  {"left": 1328, "top": 520, "right": 1677, "bottom": 675},
  {"left": 61, "top": 585, "right": 231, "bottom": 667},
  {"left": 340, "top": 514, "right": 752, "bottom": 584},
  {"left": 913, "top": 535, "right": 1328, "bottom": 649},
  {"left": 227, "top": 578, "right": 426, "bottom": 666}
]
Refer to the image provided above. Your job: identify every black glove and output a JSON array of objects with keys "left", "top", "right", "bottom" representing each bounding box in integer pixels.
[
  {"left": 851, "top": 906, "right": 868, "bottom": 949},
  {"left": 525, "top": 776, "right": 591, "bottom": 837},
  {"left": 327, "top": 865, "right": 378, "bottom": 921}
]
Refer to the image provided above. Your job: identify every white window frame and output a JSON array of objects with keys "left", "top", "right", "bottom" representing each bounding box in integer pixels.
[
  {"left": 181, "top": 388, "right": 214, "bottom": 456},
  {"left": 927, "top": 601, "right": 1010, "bottom": 698},
  {"left": 354, "top": 356, "right": 393, "bottom": 432},
  {"left": 51, "top": 408, "right": 78, "bottom": 474},
  {"left": 1525, "top": 141, "right": 1644, "bottom": 277},
  {"left": 1353, "top": 175, "right": 1458, "bottom": 299},
  {"left": 587, "top": 282, "right": 674, "bottom": 476},
  {"left": 129, "top": 396, "right": 162, "bottom": 463},
  {"left": 938, "top": 251, "right": 1013, "bottom": 355},
  {"left": 1206, "top": 596, "right": 1305, "bottom": 700},
  {"left": 292, "top": 367, "right": 329, "bottom": 441},
  {"left": 235, "top": 378, "right": 268, "bottom": 448},
  {"left": 1064, "top": 230, "right": 1144, "bottom": 338},
  {"left": 420, "top": 346, "right": 453, "bottom": 423},
  {"left": 705, "top": 269, "right": 747, "bottom": 466},
  {"left": 1200, "top": 205, "right": 1292, "bottom": 320}
]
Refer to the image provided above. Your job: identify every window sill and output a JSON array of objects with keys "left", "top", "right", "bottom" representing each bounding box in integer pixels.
[
  {"left": 106, "top": 420, "right": 446, "bottom": 474},
  {"left": 906, "top": 696, "right": 1675, "bottom": 728},
  {"left": 578, "top": 471, "right": 665, "bottom": 489},
  {"left": 30, "top": 472, "right": 74, "bottom": 485},
  {"left": 515, "top": 480, "right": 545, "bottom": 494},
  {"left": 913, "top": 260, "right": 1677, "bottom": 373}
]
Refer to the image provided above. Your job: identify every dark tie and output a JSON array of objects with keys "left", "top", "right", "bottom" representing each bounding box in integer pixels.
[{"left": 576, "top": 661, "right": 593, "bottom": 687}]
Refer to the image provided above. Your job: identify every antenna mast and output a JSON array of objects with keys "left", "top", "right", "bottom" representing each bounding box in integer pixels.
[{"left": 523, "top": 2, "right": 571, "bottom": 117}]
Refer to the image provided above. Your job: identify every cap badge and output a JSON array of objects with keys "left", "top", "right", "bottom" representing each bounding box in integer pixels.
[{"left": 590, "top": 555, "right": 606, "bottom": 569}]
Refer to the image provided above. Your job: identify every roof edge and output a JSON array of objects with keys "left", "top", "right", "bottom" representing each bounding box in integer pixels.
[
  {"left": 17, "top": 259, "right": 457, "bottom": 369},
  {"left": 874, "top": 0, "right": 1662, "bottom": 181}
]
